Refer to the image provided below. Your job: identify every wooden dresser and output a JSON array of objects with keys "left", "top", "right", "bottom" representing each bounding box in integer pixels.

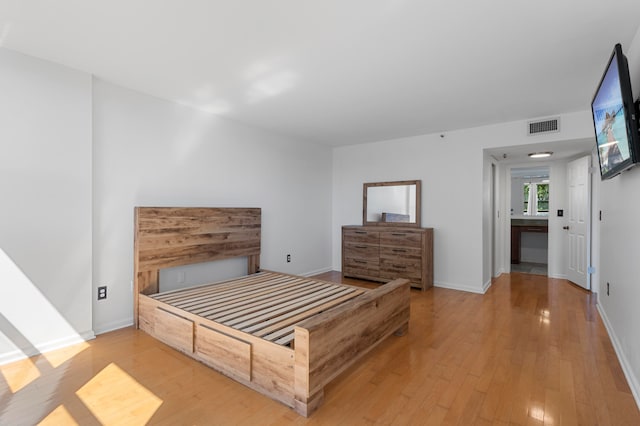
[{"left": 342, "top": 225, "right": 433, "bottom": 290}]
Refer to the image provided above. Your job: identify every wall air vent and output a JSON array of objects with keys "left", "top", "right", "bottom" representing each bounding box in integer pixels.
[{"left": 527, "top": 117, "right": 560, "bottom": 136}]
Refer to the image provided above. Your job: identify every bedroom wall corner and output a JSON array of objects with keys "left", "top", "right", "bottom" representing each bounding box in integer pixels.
[
  {"left": 0, "top": 48, "right": 94, "bottom": 364},
  {"left": 91, "top": 80, "right": 333, "bottom": 334}
]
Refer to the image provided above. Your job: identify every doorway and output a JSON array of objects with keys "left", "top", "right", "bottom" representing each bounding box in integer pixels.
[{"left": 510, "top": 166, "right": 550, "bottom": 276}]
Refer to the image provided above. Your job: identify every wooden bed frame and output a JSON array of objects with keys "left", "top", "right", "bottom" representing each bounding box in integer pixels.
[{"left": 134, "top": 207, "right": 410, "bottom": 416}]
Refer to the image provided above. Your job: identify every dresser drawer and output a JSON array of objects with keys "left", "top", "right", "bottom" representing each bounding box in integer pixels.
[
  {"left": 344, "top": 257, "right": 380, "bottom": 277},
  {"left": 343, "top": 229, "right": 380, "bottom": 244},
  {"left": 380, "top": 258, "right": 421, "bottom": 279},
  {"left": 380, "top": 231, "right": 422, "bottom": 248},
  {"left": 342, "top": 225, "right": 433, "bottom": 291},
  {"left": 344, "top": 242, "right": 379, "bottom": 260},
  {"left": 379, "top": 246, "right": 421, "bottom": 260}
]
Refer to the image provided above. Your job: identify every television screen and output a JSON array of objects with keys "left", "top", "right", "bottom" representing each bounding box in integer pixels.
[{"left": 591, "top": 44, "right": 640, "bottom": 180}]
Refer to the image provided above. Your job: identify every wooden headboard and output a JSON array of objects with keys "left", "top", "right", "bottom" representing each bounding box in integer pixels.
[{"left": 133, "top": 207, "right": 261, "bottom": 327}]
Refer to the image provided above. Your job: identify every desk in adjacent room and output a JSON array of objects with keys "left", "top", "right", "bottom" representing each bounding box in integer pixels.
[{"left": 510, "top": 219, "right": 548, "bottom": 264}]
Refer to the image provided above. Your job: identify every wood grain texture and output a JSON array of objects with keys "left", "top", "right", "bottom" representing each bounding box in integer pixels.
[
  {"left": 133, "top": 208, "right": 409, "bottom": 417},
  {"left": 150, "top": 271, "right": 365, "bottom": 344},
  {"left": 139, "top": 271, "right": 408, "bottom": 417},
  {"left": 2, "top": 272, "right": 639, "bottom": 424},
  {"left": 343, "top": 225, "right": 434, "bottom": 290},
  {"left": 195, "top": 324, "right": 252, "bottom": 381},
  {"left": 154, "top": 308, "right": 194, "bottom": 354},
  {"left": 140, "top": 292, "right": 297, "bottom": 407},
  {"left": 133, "top": 207, "right": 261, "bottom": 326},
  {"left": 293, "top": 278, "right": 410, "bottom": 408}
]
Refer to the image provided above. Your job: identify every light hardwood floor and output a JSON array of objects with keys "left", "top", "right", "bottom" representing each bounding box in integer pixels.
[{"left": 1, "top": 272, "right": 639, "bottom": 425}]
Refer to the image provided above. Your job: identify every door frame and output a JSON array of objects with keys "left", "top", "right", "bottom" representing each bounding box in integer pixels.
[
  {"left": 501, "top": 160, "right": 594, "bottom": 287},
  {"left": 504, "top": 163, "right": 552, "bottom": 275}
]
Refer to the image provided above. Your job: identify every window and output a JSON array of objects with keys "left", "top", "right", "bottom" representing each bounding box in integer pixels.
[
  {"left": 523, "top": 182, "right": 549, "bottom": 216},
  {"left": 537, "top": 183, "right": 549, "bottom": 213}
]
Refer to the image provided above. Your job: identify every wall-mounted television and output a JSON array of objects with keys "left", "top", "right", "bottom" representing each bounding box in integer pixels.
[{"left": 591, "top": 43, "right": 640, "bottom": 180}]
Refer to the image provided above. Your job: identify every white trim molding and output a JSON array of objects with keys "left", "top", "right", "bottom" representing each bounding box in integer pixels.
[{"left": 597, "top": 303, "right": 640, "bottom": 410}]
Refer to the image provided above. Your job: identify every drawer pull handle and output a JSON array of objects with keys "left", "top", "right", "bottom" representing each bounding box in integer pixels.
[
  {"left": 355, "top": 245, "right": 368, "bottom": 249},
  {"left": 391, "top": 233, "right": 406, "bottom": 236},
  {"left": 355, "top": 231, "right": 367, "bottom": 234},
  {"left": 354, "top": 260, "right": 366, "bottom": 264},
  {"left": 392, "top": 249, "right": 407, "bottom": 253},
  {"left": 392, "top": 264, "right": 407, "bottom": 269}
]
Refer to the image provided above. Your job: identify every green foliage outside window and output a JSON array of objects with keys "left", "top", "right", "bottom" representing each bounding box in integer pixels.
[
  {"left": 523, "top": 182, "right": 549, "bottom": 214},
  {"left": 537, "top": 183, "right": 549, "bottom": 212}
]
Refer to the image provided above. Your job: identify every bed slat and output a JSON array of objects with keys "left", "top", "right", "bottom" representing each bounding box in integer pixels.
[
  {"left": 226, "top": 286, "right": 350, "bottom": 329},
  {"left": 254, "top": 292, "right": 361, "bottom": 337},
  {"left": 208, "top": 282, "right": 331, "bottom": 321},
  {"left": 151, "top": 272, "right": 365, "bottom": 345}
]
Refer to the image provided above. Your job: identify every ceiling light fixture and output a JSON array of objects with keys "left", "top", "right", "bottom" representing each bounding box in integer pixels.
[{"left": 528, "top": 151, "right": 553, "bottom": 159}]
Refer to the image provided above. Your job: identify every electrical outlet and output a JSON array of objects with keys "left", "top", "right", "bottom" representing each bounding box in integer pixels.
[
  {"left": 98, "top": 286, "right": 107, "bottom": 300},
  {"left": 286, "top": 254, "right": 291, "bottom": 263}
]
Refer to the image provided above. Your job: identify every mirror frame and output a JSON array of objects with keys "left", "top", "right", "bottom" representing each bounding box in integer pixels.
[{"left": 363, "top": 180, "right": 421, "bottom": 227}]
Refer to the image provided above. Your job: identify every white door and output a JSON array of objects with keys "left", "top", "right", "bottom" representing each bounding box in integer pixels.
[{"left": 567, "top": 156, "right": 591, "bottom": 289}]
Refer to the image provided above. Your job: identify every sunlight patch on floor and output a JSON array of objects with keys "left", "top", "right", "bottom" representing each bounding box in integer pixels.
[
  {"left": 76, "top": 363, "right": 162, "bottom": 424},
  {"left": 42, "top": 341, "right": 90, "bottom": 369},
  {"left": 1, "top": 356, "right": 40, "bottom": 393},
  {"left": 37, "top": 404, "right": 79, "bottom": 426}
]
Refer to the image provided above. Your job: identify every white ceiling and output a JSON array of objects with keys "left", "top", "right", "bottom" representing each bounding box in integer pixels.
[
  {"left": 486, "top": 137, "right": 595, "bottom": 164},
  {"left": 1, "top": 1, "right": 639, "bottom": 146}
]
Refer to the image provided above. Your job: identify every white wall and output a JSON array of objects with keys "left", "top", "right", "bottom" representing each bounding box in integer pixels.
[
  {"left": 333, "top": 111, "right": 593, "bottom": 293},
  {"left": 596, "top": 27, "right": 640, "bottom": 408},
  {"left": 0, "top": 49, "right": 93, "bottom": 364},
  {"left": 92, "top": 80, "right": 333, "bottom": 333}
]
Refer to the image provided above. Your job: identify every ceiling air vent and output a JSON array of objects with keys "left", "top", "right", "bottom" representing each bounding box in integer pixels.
[{"left": 527, "top": 117, "right": 560, "bottom": 136}]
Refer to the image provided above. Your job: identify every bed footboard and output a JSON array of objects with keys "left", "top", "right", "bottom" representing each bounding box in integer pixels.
[{"left": 293, "top": 278, "right": 410, "bottom": 416}]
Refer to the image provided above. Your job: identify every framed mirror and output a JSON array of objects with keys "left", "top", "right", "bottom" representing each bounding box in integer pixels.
[{"left": 363, "top": 180, "right": 421, "bottom": 227}]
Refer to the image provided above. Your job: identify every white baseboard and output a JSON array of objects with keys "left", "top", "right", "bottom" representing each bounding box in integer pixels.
[
  {"left": 302, "top": 266, "right": 333, "bottom": 277},
  {"left": 0, "top": 330, "right": 96, "bottom": 366},
  {"left": 93, "top": 318, "right": 134, "bottom": 336},
  {"left": 482, "top": 279, "right": 492, "bottom": 293},
  {"left": 434, "top": 281, "right": 485, "bottom": 294},
  {"left": 548, "top": 273, "right": 567, "bottom": 279},
  {"left": 597, "top": 303, "right": 640, "bottom": 410}
]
